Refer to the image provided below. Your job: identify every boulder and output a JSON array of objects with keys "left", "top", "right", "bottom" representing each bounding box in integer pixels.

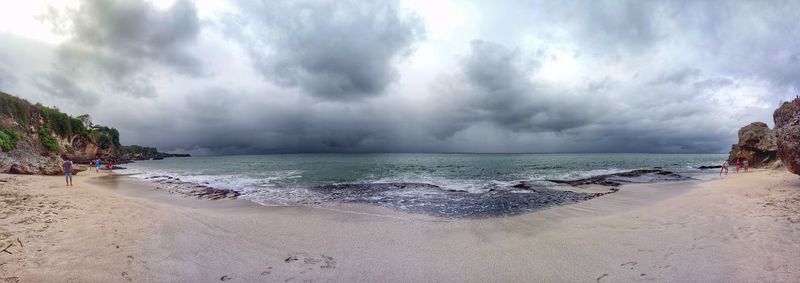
[
  {"left": 0, "top": 141, "right": 64, "bottom": 175},
  {"left": 773, "top": 98, "right": 800, "bottom": 175},
  {"left": 727, "top": 122, "right": 778, "bottom": 167}
]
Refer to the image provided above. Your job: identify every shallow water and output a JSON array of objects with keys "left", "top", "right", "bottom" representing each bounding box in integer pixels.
[{"left": 119, "top": 153, "right": 726, "bottom": 217}]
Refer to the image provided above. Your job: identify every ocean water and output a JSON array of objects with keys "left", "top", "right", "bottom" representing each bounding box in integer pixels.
[{"left": 119, "top": 153, "right": 726, "bottom": 217}]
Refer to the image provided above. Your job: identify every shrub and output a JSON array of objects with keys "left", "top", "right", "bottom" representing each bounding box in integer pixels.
[
  {"left": 39, "top": 126, "right": 59, "bottom": 152},
  {"left": 0, "top": 130, "right": 20, "bottom": 152}
]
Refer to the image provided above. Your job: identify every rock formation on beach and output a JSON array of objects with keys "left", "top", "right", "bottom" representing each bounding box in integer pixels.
[
  {"left": 773, "top": 97, "right": 800, "bottom": 175},
  {"left": 727, "top": 122, "right": 778, "bottom": 167}
]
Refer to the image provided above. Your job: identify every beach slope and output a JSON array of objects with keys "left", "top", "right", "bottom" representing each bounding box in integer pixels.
[{"left": 1, "top": 171, "right": 799, "bottom": 282}]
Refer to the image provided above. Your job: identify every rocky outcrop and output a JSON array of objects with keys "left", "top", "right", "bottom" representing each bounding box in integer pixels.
[
  {"left": 0, "top": 142, "right": 64, "bottom": 175},
  {"left": 727, "top": 122, "right": 778, "bottom": 167},
  {"left": 774, "top": 97, "right": 800, "bottom": 175}
]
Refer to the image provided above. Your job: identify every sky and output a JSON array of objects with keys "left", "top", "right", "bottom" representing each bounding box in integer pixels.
[{"left": 0, "top": 0, "right": 798, "bottom": 155}]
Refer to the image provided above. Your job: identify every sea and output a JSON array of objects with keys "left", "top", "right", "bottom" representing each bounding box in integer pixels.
[{"left": 119, "top": 153, "right": 727, "bottom": 218}]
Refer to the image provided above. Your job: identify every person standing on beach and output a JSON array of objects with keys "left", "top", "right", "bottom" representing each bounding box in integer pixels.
[
  {"left": 64, "top": 158, "right": 73, "bottom": 186},
  {"left": 735, "top": 159, "right": 741, "bottom": 173},
  {"left": 95, "top": 159, "right": 101, "bottom": 173},
  {"left": 721, "top": 160, "right": 729, "bottom": 175},
  {"left": 743, "top": 159, "right": 749, "bottom": 172}
]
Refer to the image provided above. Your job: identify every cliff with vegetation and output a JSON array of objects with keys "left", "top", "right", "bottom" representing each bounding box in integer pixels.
[{"left": 0, "top": 91, "right": 187, "bottom": 175}]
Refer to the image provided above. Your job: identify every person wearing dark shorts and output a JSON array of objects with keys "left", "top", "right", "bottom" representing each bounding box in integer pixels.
[{"left": 64, "top": 158, "right": 73, "bottom": 186}]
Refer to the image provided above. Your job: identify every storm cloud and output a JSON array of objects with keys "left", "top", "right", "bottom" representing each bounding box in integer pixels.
[
  {"left": 37, "top": 0, "right": 203, "bottom": 99},
  {"left": 0, "top": 0, "right": 798, "bottom": 154},
  {"left": 228, "top": 0, "right": 424, "bottom": 100}
]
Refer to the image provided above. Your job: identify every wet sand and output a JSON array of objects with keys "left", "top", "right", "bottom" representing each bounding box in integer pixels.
[{"left": 1, "top": 170, "right": 799, "bottom": 282}]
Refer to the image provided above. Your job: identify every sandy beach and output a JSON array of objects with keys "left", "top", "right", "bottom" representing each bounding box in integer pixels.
[{"left": 1, "top": 170, "right": 799, "bottom": 282}]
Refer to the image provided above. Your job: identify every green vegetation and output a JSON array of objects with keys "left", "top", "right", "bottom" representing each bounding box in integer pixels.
[
  {"left": 122, "top": 145, "right": 159, "bottom": 156},
  {"left": 0, "top": 92, "right": 31, "bottom": 127},
  {"left": 0, "top": 129, "right": 20, "bottom": 152},
  {"left": 90, "top": 126, "right": 121, "bottom": 150},
  {"left": 39, "top": 126, "right": 59, "bottom": 152},
  {"left": 34, "top": 103, "right": 88, "bottom": 138},
  {"left": 0, "top": 91, "right": 123, "bottom": 154}
]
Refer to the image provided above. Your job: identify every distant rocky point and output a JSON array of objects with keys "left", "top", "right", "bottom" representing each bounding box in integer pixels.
[{"left": 121, "top": 145, "right": 190, "bottom": 161}]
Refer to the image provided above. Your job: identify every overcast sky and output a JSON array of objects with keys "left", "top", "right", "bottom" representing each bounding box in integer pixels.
[{"left": 0, "top": 0, "right": 798, "bottom": 154}]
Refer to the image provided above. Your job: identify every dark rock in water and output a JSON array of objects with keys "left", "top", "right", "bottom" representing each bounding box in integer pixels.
[
  {"left": 312, "top": 182, "right": 615, "bottom": 218},
  {"left": 511, "top": 182, "right": 539, "bottom": 190},
  {"left": 547, "top": 169, "right": 688, "bottom": 187},
  {"left": 186, "top": 186, "right": 240, "bottom": 200},
  {"left": 144, "top": 177, "right": 240, "bottom": 200},
  {"left": 697, "top": 165, "right": 722, "bottom": 169},
  {"left": 728, "top": 122, "right": 778, "bottom": 167},
  {"left": 774, "top": 97, "right": 800, "bottom": 175}
]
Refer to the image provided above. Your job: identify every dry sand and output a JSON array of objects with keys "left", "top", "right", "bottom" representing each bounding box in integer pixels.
[{"left": 1, "top": 170, "right": 799, "bottom": 282}]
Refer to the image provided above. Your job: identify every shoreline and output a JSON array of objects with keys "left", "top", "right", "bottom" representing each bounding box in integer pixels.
[
  {"left": 117, "top": 164, "right": 722, "bottom": 218},
  {"left": 1, "top": 169, "right": 798, "bottom": 281}
]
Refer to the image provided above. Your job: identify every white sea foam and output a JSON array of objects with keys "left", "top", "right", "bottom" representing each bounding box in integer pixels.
[{"left": 117, "top": 153, "right": 726, "bottom": 210}]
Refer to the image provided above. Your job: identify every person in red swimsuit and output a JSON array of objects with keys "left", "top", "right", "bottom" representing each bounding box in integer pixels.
[{"left": 735, "top": 159, "right": 741, "bottom": 173}]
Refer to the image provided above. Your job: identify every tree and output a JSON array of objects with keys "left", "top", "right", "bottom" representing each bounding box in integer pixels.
[{"left": 77, "top": 114, "right": 93, "bottom": 128}]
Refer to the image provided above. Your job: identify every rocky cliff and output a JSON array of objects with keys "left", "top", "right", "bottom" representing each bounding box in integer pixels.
[
  {"left": 773, "top": 97, "right": 800, "bottom": 175},
  {"left": 1, "top": 91, "right": 191, "bottom": 175},
  {"left": 0, "top": 91, "right": 122, "bottom": 174},
  {"left": 727, "top": 122, "right": 778, "bottom": 167}
]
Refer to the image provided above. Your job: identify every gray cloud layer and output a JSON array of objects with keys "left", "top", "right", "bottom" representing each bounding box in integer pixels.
[
  {"left": 4, "top": 0, "right": 799, "bottom": 154},
  {"left": 37, "top": 0, "right": 202, "bottom": 101}
]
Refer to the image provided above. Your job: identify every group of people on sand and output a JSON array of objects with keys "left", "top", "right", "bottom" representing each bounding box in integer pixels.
[
  {"left": 93, "top": 159, "right": 114, "bottom": 173},
  {"left": 62, "top": 158, "right": 116, "bottom": 187},
  {"left": 720, "top": 158, "right": 749, "bottom": 175}
]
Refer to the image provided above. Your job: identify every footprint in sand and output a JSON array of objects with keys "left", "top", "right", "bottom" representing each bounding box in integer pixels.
[
  {"left": 284, "top": 253, "right": 337, "bottom": 270},
  {"left": 620, "top": 261, "right": 637, "bottom": 270}
]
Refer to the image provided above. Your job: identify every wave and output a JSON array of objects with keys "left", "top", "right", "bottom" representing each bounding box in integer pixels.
[{"left": 117, "top": 164, "right": 717, "bottom": 218}]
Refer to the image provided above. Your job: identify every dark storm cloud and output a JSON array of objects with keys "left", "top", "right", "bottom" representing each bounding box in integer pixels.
[
  {"left": 430, "top": 40, "right": 591, "bottom": 139},
  {"left": 39, "top": 0, "right": 203, "bottom": 99},
  {"left": 228, "top": 0, "right": 424, "bottom": 100},
  {"left": 113, "top": 87, "right": 402, "bottom": 154},
  {"left": 34, "top": 72, "right": 98, "bottom": 105}
]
